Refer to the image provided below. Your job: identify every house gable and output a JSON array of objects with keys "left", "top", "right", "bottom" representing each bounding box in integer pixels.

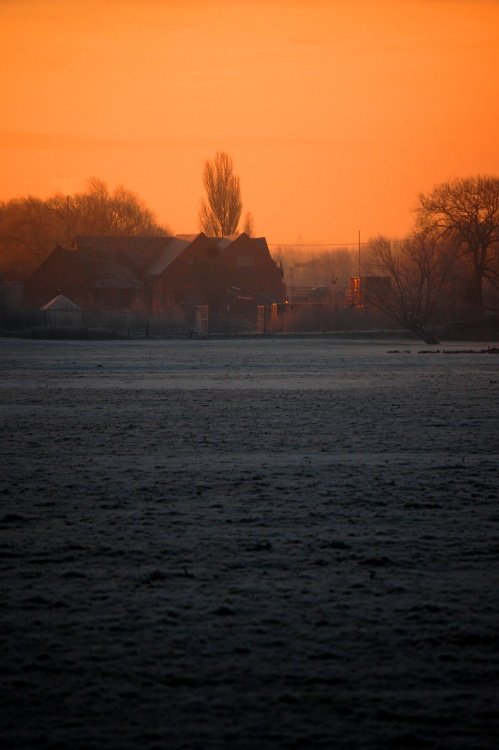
[
  {"left": 26, "top": 242, "right": 142, "bottom": 310},
  {"left": 151, "top": 234, "right": 227, "bottom": 310},
  {"left": 220, "top": 234, "right": 285, "bottom": 302}
]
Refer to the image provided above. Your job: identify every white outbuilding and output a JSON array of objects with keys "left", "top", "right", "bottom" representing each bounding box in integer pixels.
[{"left": 41, "top": 294, "right": 82, "bottom": 328}]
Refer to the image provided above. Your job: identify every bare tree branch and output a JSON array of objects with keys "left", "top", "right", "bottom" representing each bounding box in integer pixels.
[
  {"left": 243, "top": 211, "right": 254, "bottom": 237},
  {"left": 416, "top": 175, "right": 499, "bottom": 317},
  {"left": 365, "top": 233, "right": 450, "bottom": 343},
  {"left": 198, "top": 151, "right": 242, "bottom": 237},
  {"left": 0, "top": 179, "right": 170, "bottom": 278}
]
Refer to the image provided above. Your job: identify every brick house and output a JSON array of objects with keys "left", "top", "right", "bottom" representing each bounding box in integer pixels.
[{"left": 26, "top": 233, "right": 285, "bottom": 318}]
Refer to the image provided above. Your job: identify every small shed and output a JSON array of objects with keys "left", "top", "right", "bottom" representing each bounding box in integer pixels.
[{"left": 41, "top": 294, "right": 82, "bottom": 328}]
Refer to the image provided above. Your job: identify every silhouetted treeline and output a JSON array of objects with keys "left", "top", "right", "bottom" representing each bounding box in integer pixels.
[
  {"left": 0, "top": 178, "right": 169, "bottom": 279},
  {"left": 275, "top": 176, "right": 499, "bottom": 341},
  {"left": 364, "top": 176, "right": 499, "bottom": 339},
  {"left": 2, "top": 172, "right": 498, "bottom": 339}
]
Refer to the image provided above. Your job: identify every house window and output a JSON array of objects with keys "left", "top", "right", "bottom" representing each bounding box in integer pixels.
[{"left": 237, "top": 256, "right": 254, "bottom": 267}]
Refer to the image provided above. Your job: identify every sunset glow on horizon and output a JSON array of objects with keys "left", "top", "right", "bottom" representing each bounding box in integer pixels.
[{"left": 1, "top": 0, "right": 498, "bottom": 246}]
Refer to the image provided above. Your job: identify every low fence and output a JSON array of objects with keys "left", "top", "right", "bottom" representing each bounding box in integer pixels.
[
  {"left": 1, "top": 304, "right": 397, "bottom": 338},
  {"left": 0, "top": 307, "right": 270, "bottom": 338}
]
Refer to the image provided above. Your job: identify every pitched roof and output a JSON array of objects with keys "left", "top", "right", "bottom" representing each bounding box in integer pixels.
[
  {"left": 41, "top": 294, "right": 81, "bottom": 311},
  {"left": 175, "top": 234, "right": 200, "bottom": 243},
  {"left": 73, "top": 236, "right": 173, "bottom": 270},
  {"left": 215, "top": 237, "right": 234, "bottom": 250},
  {"left": 72, "top": 246, "right": 141, "bottom": 289},
  {"left": 31, "top": 234, "right": 279, "bottom": 300},
  {"left": 147, "top": 236, "right": 191, "bottom": 276}
]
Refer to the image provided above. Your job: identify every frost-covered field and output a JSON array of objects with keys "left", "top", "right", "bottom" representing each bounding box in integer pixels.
[{"left": 1, "top": 337, "right": 499, "bottom": 749}]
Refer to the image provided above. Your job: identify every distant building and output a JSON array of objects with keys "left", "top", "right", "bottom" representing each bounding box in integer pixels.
[
  {"left": 347, "top": 276, "right": 362, "bottom": 307},
  {"left": 26, "top": 233, "right": 285, "bottom": 319},
  {"left": 41, "top": 294, "right": 82, "bottom": 328},
  {"left": 347, "top": 276, "right": 391, "bottom": 308}
]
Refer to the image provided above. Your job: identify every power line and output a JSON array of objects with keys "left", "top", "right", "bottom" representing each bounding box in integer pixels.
[{"left": 268, "top": 241, "right": 370, "bottom": 247}]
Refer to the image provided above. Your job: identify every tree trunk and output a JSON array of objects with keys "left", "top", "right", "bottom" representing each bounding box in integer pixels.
[
  {"left": 469, "top": 273, "right": 485, "bottom": 319},
  {"left": 406, "top": 324, "right": 440, "bottom": 345}
]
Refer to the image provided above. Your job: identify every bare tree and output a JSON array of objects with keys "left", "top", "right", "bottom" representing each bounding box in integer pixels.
[
  {"left": 416, "top": 175, "right": 499, "bottom": 318},
  {"left": 0, "top": 196, "right": 61, "bottom": 276},
  {"left": 365, "top": 233, "right": 451, "bottom": 343},
  {"left": 199, "top": 151, "right": 242, "bottom": 237},
  {"left": 243, "top": 211, "right": 254, "bottom": 237},
  {"left": 0, "top": 178, "right": 169, "bottom": 278},
  {"left": 47, "top": 177, "right": 168, "bottom": 240}
]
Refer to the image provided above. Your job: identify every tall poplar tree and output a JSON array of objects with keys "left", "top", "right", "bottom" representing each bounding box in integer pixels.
[{"left": 198, "top": 151, "right": 242, "bottom": 237}]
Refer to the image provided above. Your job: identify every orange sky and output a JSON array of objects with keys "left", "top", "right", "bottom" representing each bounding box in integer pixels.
[{"left": 1, "top": 0, "right": 498, "bottom": 246}]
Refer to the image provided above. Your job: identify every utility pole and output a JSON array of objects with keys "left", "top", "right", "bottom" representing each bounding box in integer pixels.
[
  {"left": 358, "top": 230, "right": 361, "bottom": 277},
  {"left": 358, "top": 230, "right": 362, "bottom": 307}
]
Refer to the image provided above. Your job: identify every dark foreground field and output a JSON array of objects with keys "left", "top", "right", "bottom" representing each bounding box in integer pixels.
[{"left": 1, "top": 338, "right": 499, "bottom": 749}]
